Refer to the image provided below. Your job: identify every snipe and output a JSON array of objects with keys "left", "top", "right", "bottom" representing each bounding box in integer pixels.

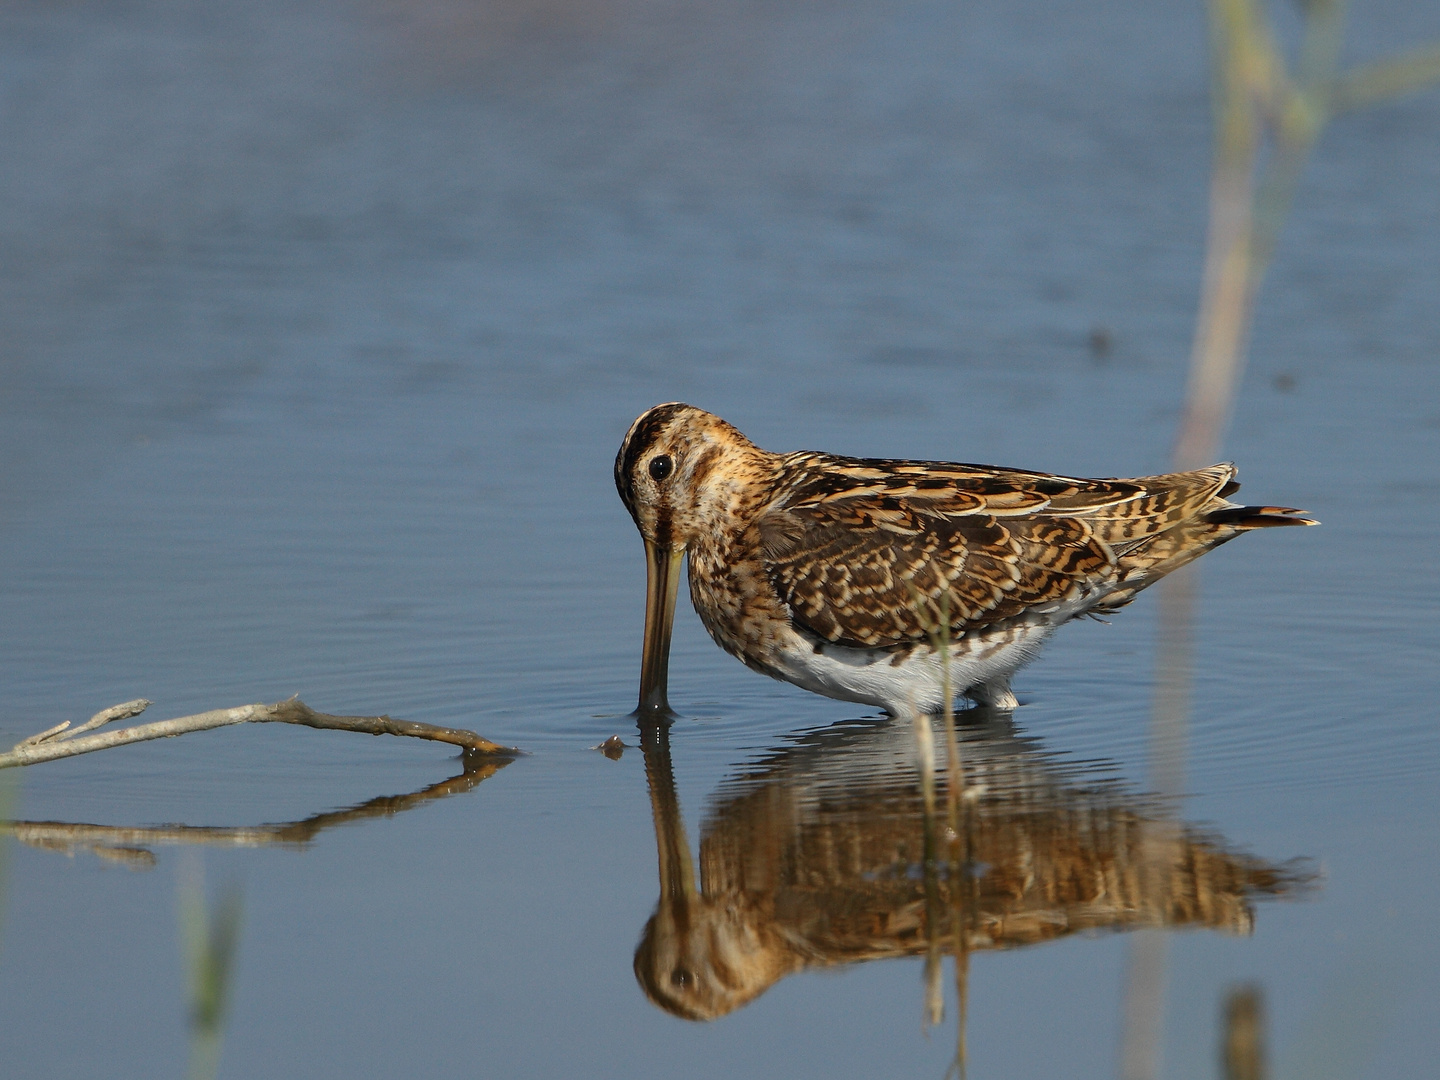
[{"left": 615, "top": 403, "right": 1315, "bottom": 717}]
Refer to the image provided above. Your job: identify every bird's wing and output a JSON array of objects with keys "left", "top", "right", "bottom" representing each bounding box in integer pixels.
[{"left": 756, "top": 455, "right": 1235, "bottom": 648}]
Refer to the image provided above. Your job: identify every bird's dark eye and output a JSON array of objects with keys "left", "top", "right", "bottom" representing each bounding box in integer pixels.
[{"left": 648, "top": 455, "right": 674, "bottom": 482}]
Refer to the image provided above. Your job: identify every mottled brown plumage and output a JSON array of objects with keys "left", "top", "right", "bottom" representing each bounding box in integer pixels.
[
  {"left": 633, "top": 719, "right": 1310, "bottom": 1021},
  {"left": 616, "top": 403, "right": 1315, "bottom": 715}
]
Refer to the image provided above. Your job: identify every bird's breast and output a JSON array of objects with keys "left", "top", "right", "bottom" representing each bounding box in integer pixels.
[{"left": 686, "top": 537, "right": 794, "bottom": 677}]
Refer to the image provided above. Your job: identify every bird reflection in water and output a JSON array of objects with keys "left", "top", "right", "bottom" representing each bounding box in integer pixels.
[
  {"left": 634, "top": 713, "right": 1311, "bottom": 1055},
  {"left": 0, "top": 749, "right": 510, "bottom": 867}
]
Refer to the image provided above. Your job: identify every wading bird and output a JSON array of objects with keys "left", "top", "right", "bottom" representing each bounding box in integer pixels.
[{"left": 615, "top": 403, "right": 1314, "bottom": 717}]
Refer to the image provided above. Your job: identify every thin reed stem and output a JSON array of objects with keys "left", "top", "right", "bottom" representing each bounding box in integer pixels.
[{"left": 1124, "top": 2, "right": 1440, "bottom": 1076}]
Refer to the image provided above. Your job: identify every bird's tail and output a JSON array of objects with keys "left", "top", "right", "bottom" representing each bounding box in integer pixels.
[
  {"left": 1094, "top": 502, "right": 1317, "bottom": 613},
  {"left": 1204, "top": 505, "right": 1319, "bottom": 529}
]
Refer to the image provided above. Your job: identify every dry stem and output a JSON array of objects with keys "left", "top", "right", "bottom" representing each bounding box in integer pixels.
[{"left": 1, "top": 697, "right": 518, "bottom": 769}]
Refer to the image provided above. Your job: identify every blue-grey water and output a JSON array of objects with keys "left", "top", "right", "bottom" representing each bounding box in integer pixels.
[{"left": 1, "top": 2, "right": 1438, "bottom": 1077}]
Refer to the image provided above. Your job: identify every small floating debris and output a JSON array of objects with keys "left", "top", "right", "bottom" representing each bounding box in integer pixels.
[{"left": 593, "top": 735, "right": 626, "bottom": 760}]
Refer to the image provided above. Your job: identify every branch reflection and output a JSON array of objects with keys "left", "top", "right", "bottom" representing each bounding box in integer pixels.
[
  {"left": 1, "top": 750, "right": 510, "bottom": 868},
  {"left": 635, "top": 714, "right": 1311, "bottom": 1024}
]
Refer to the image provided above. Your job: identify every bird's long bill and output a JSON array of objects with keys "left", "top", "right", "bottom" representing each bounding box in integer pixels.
[{"left": 636, "top": 537, "right": 685, "bottom": 718}]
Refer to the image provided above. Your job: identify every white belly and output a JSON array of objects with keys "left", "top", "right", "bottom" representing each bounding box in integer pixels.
[{"left": 767, "top": 616, "right": 1065, "bottom": 714}]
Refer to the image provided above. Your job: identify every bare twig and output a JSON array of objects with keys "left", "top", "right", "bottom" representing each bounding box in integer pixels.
[
  {"left": 1, "top": 698, "right": 518, "bottom": 769},
  {"left": 16, "top": 721, "right": 72, "bottom": 748},
  {"left": 16, "top": 699, "right": 156, "bottom": 749},
  {"left": 68, "top": 699, "right": 153, "bottom": 739}
]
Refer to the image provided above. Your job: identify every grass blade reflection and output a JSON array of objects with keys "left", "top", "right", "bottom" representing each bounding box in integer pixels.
[{"left": 179, "top": 855, "right": 242, "bottom": 1080}]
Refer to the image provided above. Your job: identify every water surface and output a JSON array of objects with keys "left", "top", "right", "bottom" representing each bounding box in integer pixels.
[{"left": 2, "top": 2, "right": 1438, "bottom": 1077}]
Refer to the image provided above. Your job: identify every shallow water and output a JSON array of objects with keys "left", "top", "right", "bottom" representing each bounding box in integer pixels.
[{"left": 2, "top": 1, "right": 1438, "bottom": 1077}]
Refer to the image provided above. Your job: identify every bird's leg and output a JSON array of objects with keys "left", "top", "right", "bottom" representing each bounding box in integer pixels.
[{"left": 969, "top": 676, "right": 1018, "bottom": 711}]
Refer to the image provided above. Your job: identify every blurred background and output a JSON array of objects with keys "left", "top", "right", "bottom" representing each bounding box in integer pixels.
[{"left": 1, "top": 2, "right": 1437, "bottom": 1077}]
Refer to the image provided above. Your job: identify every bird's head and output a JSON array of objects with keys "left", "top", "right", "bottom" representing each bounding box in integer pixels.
[{"left": 614, "top": 403, "right": 769, "bottom": 716}]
